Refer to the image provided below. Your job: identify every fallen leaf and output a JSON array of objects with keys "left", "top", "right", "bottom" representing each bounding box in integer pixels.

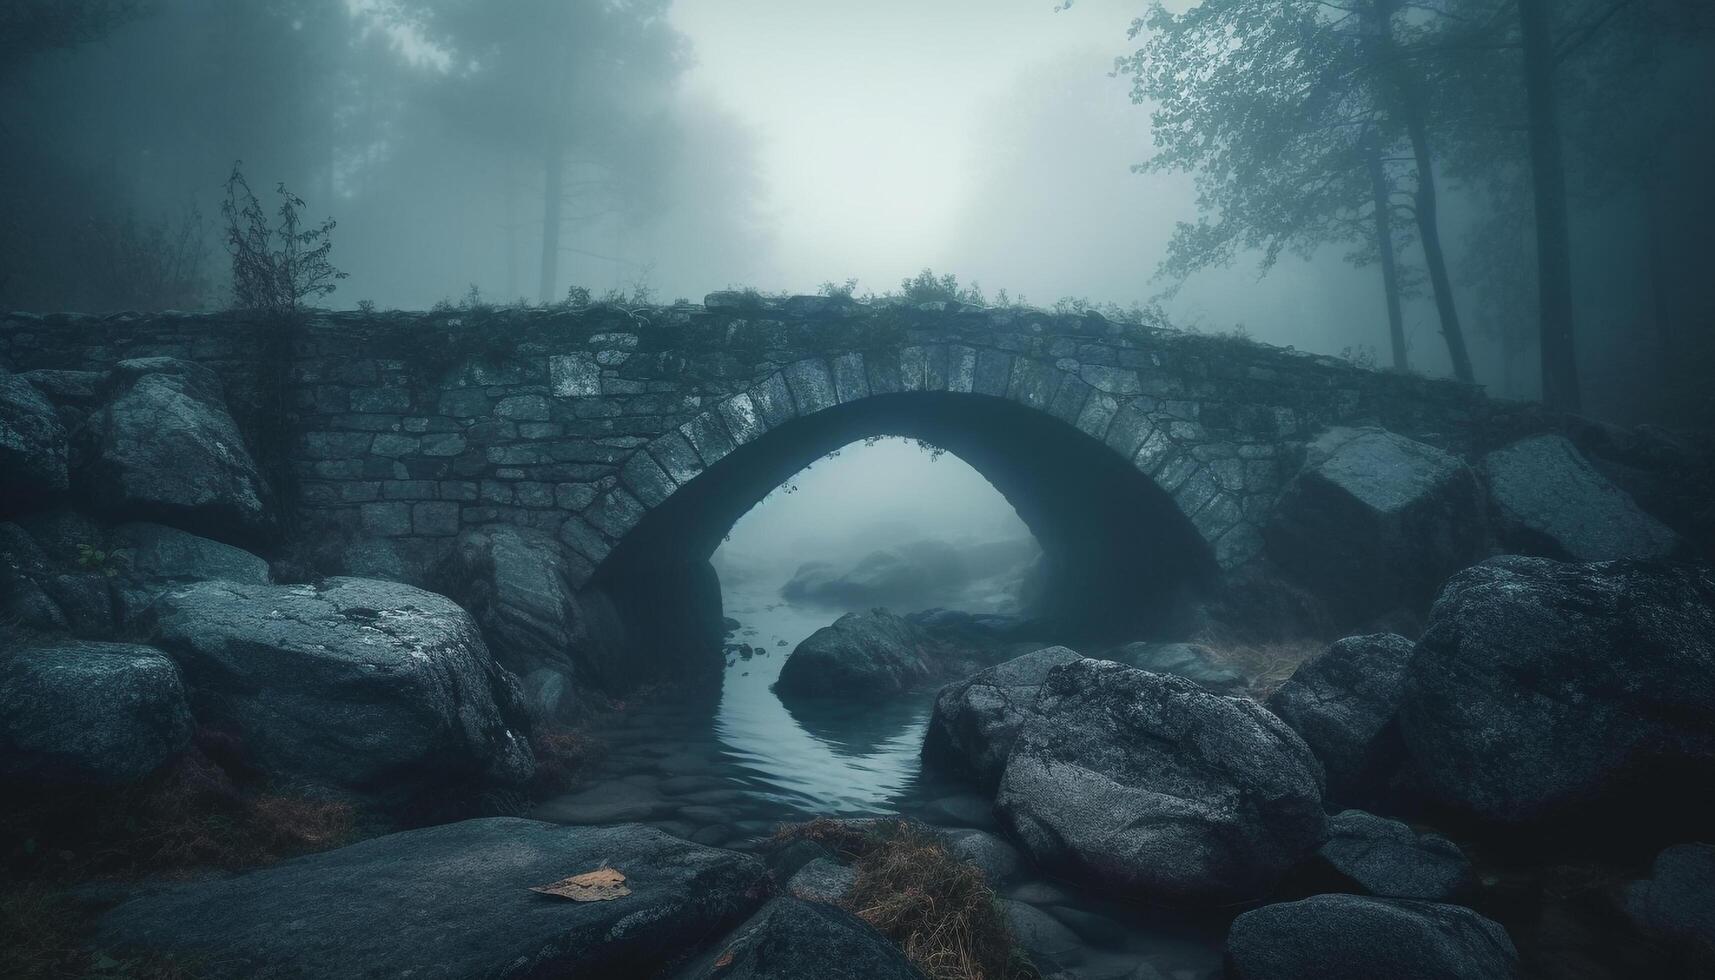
[
  {"left": 530, "top": 867, "right": 631, "bottom": 901},
  {"left": 713, "top": 948, "right": 735, "bottom": 969}
]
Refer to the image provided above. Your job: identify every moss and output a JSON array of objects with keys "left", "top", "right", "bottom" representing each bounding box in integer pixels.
[{"left": 774, "top": 818, "right": 1038, "bottom": 980}]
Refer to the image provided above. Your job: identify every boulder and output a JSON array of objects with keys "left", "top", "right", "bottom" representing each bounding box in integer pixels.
[
  {"left": 108, "top": 522, "right": 270, "bottom": 622},
  {"left": 1399, "top": 557, "right": 1715, "bottom": 824},
  {"left": 785, "top": 856, "right": 857, "bottom": 904},
  {"left": 95, "top": 819, "right": 769, "bottom": 979},
  {"left": 1621, "top": 843, "right": 1715, "bottom": 973},
  {"left": 995, "top": 658, "right": 1326, "bottom": 903},
  {"left": 937, "top": 828, "right": 1024, "bottom": 885},
  {"left": 1266, "top": 633, "right": 1414, "bottom": 804},
  {"left": 1264, "top": 426, "right": 1486, "bottom": 617},
  {"left": 145, "top": 577, "right": 534, "bottom": 806},
  {"left": 921, "top": 646, "right": 1082, "bottom": 791},
  {"left": 0, "top": 510, "right": 145, "bottom": 635},
  {"left": 1102, "top": 640, "right": 1246, "bottom": 693},
  {"left": 0, "top": 642, "right": 193, "bottom": 786},
  {"left": 77, "top": 357, "right": 273, "bottom": 543},
  {"left": 1305, "top": 810, "right": 1472, "bottom": 902},
  {"left": 432, "top": 525, "right": 583, "bottom": 719},
  {"left": 1225, "top": 894, "right": 1519, "bottom": 980},
  {"left": 1483, "top": 433, "right": 1679, "bottom": 560},
  {"left": 674, "top": 896, "right": 925, "bottom": 980},
  {"left": 775, "top": 608, "right": 938, "bottom": 699},
  {"left": 0, "top": 368, "right": 69, "bottom": 516},
  {"left": 1002, "top": 898, "right": 1086, "bottom": 973}
]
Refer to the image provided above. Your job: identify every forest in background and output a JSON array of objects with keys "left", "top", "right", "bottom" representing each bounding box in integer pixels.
[{"left": 1, "top": 0, "right": 1711, "bottom": 428}]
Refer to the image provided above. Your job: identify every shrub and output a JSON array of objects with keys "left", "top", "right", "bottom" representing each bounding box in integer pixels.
[{"left": 221, "top": 161, "right": 347, "bottom": 315}]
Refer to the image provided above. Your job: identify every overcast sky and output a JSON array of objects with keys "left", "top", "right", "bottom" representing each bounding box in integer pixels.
[{"left": 666, "top": 0, "right": 1444, "bottom": 371}]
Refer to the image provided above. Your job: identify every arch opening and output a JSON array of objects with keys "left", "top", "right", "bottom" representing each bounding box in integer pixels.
[{"left": 591, "top": 390, "right": 1220, "bottom": 683}]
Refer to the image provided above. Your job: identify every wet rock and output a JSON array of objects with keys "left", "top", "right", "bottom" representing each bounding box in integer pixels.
[
  {"left": 786, "top": 857, "right": 857, "bottom": 904},
  {"left": 919, "top": 792, "right": 997, "bottom": 829},
  {"left": 1003, "top": 899, "right": 1086, "bottom": 972},
  {"left": 1621, "top": 843, "right": 1715, "bottom": 973},
  {"left": 1264, "top": 426, "right": 1486, "bottom": 618},
  {"left": 1101, "top": 640, "right": 1246, "bottom": 693},
  {"left": 0, "top": 367, "right": 69, "bottom": 516},
  {"left": 145, "top": 577, "right": 534, "bottom": 807},
  {"left": 1399, "top": 557, "right": 1715, "bottom": 824},
  {"left": 0, "top": 641, "right": 193, "bottom": 786},
  {"left": 1224, "top": 894, "right": 1519, "bottom": 980},
  {"left": 432, "top": 525, "right": 584, "bottom": 720},
  {"left": 938, "top": 828, "right": 1023, "bottom": 885},
  {"left": 96, "top": 819, "right": 769, "bottom": 979},
  {"left": 1483, "top": 433, "right": 1679, "bottom": 560},
  {"left": 775, "top": 608, "right": 938, "bottom": 699},
  {"left": 921, "top": 645, "right": 1083, "bottom": 791},
  {"left": 675, "top": 896, "right": 925, "bottom": 980},
  {"left": 108, "top": 522, "right": 270, "bottom": 622},
  {"left": 1305, "top": 810, "right": 1472, "bottom": 902},
  {"left": 996, "top": 658, "right": 1325, "bottom": 903},
  {"left": 1266, "top": 633, "right": 1413, "bottom": 804},
  {"left": 77, "top": 357, "right": 274, "bottom": 543}
]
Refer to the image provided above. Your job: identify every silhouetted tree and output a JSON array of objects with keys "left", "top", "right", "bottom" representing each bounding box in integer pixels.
[
  {"left": 221, "top": 162, "right": 346, "bottom": 315},
  {"left": 1115, "top": 0, "right": 1467, "bottom": 377}
]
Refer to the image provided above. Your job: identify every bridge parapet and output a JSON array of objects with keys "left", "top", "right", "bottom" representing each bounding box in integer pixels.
[{"left": 1, "top": 297, "right": 1486, "bottom": 589}]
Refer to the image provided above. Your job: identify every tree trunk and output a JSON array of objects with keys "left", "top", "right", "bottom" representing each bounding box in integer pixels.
[
  {"left": 1368, "top": 139, "right": 1409, "bottom": 371},
  {"left": 1403, "top": 106, "right": 1475, "bottom": 384},
  {"left": 1518, "top": 0, "right": 1581, "bottom": 411},
  {"left": 1371, "top": 0, "right": 1472, "bottom": 383},
  {"left": 538, "top": 137, "right": 563, "bottom": 305}
]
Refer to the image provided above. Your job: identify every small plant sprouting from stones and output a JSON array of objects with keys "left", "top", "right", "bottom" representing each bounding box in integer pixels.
[{"left": 75, "top": 544, "right": 128, "bottom": 577}]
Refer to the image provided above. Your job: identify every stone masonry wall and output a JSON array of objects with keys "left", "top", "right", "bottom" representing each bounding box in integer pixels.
[{"left": 1, "top": 296, "right": 1492, "bottom": 588}]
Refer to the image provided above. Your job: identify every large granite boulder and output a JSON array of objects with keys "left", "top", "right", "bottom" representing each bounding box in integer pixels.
[
  {"left": 1101, "top": 640, "right": 1246, "bottom": 693},
  {"left": 1621, "top": 843, "right": 1715, "bottom": 973},
  {"left": 674, "top": 896, "right": 925, "bottom": 980},
  {"left": 1225, "top": 894, "right": 1519, "bottom": 979},
  {"left": 1302, "top": 810, "right": 1472, "bottom": 902},
  {"left": 921, "top": 645, "right": 1083, "bottom": 791},
  {"left": 0, "top": 367, "right": 69, "bottom": 516},
  {"left": 433, "top": 525, "right": 585, "bottom": 720},
  {"left": 995, "top": 658, "right": 1326, "bottom": 903},
  {"left": 145, "top": 577, "right": 535, "bottom": 806},
  {"left": 95, "top": 819, "right": 769, "bottom": 979},
  {"left": 0, "top": 642, "right": 193, "bottom": 786},
  {"left": 1266, "top": 633, "right": 1414, "bottom": 804},
  {"left": 108, "top": 521, "right": 271, "bottom": 622},
  {"left": 77, "top": 357, "right": 273, "bottom": 543},
  {"left": 1399, "top": 557, "right": 1715, "bottom": 824},
  {"left": 775, "top": 608, "right": 938, "bottom": 699},
  {"left": 1483, "top": 433, "right": 1679, "bottom": 560},
  {"left": 0, "top": 510, "right": 118, "bottom": 634},
  {"left": 1265, "top": 426, "right": 1486, "bottom": 618}
]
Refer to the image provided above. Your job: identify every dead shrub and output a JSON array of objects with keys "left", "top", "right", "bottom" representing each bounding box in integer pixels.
[{"left": 773, "top": 818, "right": 1038, "bottom": 980}]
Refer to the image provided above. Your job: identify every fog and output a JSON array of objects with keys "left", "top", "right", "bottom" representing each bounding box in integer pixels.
[{"left": 4, "top": 0, "right": 1712, "bottom": 586}]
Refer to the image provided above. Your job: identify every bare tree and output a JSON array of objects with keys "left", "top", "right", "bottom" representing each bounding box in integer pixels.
[{"left": 221, "top": 161, "right": 347, "bottom": 316}]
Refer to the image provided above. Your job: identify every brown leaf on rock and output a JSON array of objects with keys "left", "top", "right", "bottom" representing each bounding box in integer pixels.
[{"left": 530, "top": 867, "right": 631, "bottom": 901}]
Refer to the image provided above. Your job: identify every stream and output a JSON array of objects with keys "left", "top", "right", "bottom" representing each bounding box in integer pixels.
[{"left": 530, "top": 584, "right": 1226, "bottom": 979}]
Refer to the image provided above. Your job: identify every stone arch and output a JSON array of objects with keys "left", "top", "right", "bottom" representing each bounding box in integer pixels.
[{"left": 556, "top": 347, "right": 1273, "bottom": 643}]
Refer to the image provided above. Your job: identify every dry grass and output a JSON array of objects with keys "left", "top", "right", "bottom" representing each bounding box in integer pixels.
[
  {"left": 774, "top": 818, "right": 1038, "bottom": 980},
  {"left": 1194, "top": 636, "right": 1326, "bottom": 700}
]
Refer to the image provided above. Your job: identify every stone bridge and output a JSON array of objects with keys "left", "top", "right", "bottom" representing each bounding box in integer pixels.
[{"left": 1, "top": 294, "right": 1489, "bottom": 673}]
